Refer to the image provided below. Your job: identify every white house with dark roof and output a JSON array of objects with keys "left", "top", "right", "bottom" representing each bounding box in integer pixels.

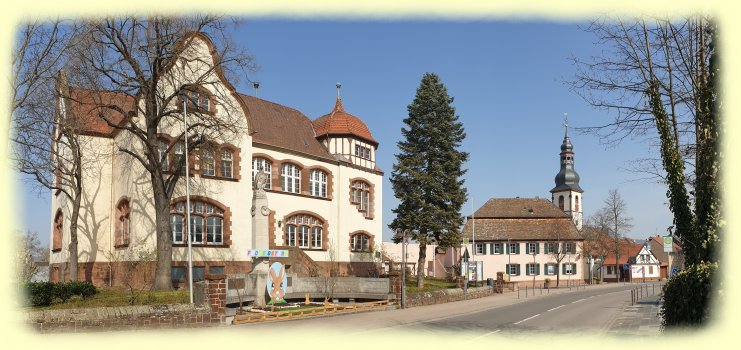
[
  {"left": 48, "top": 33, "right": 382, "bottom": 286},
  {"left": 460, "top": 124, "right": 586, "bottom": 286}
]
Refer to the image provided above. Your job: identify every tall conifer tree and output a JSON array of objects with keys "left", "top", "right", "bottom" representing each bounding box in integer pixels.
[{"left": 390, "top": 73, "right": 468, "bottom": 288}]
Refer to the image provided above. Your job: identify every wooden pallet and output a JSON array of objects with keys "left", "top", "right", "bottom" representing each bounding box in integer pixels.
[{"left": 232, "top": 300, "right": 390, "bottom": 325}]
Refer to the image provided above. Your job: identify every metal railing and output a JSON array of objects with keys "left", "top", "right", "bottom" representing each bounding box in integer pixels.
[{"left": 630, "top": 282, "right": 664, "bottom": 306}]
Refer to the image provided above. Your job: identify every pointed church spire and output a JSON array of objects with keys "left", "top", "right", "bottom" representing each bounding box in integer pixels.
[
  {"left": 333, "top": 82, "right": 345, "bottom": 113},
  {"left": 563, "top": 112, "right": 569, "bottom": 138}
]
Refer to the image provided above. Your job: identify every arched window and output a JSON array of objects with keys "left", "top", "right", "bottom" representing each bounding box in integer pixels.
[
  {"left": 575, "top": 196, "right": 580, "bottom": 212},
  {"left": 351, "top": 180, "right": 372, "bottom": 217},
  {"left": 115, "top": 198, "right": 131, "bottom": 247},
  {"left": 170, "top": 198, "right": 225, "bottom": 245},
  {"left": 281, "top": 163, "right": 300, "bottom": 193},
  {"left": 252, "top": 157, "right": 272, "bottom": 189},
  {"left": 221, "top": 149, "right": 233, "bottom": 179},
  {"left": 351, "top": 233, "right": 371, "bottom": 252},
  {"left": 52, "top": 210, "right": 63, "bottom": 251},
  {"left": 310, "top": 169, "right": 327, "bottom": 198},
  {"left": 284, "top": 213, "right": 324, "bottom": 249},
  {"left": 558, "top": 195, "right": 565, "bottom": 210},
  {"left": 201, "top": 147, "right": 215, "bottom": 176}
]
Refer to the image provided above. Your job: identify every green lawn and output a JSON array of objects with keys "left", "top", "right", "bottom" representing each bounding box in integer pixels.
[
  {"left": 406, "top": 278, "right": 457, "bottom": 293},
  {"left": 28, "top": 288, "right": 189, "bottom": 311}
]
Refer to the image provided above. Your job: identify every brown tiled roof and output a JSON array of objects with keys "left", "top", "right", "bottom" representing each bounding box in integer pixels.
[
  {"left": 462, "top": 217, "right": 581, "bottom": 241},
  {"left": 603, "top": 241, "right": 644, "bottom": 265},
  {"left": 67, "top": 87, "right": 135, "bottom": 137},
  {"left": 471, "top": 198, "right": 570, "bottom": 219},
  {"left": 238, "top": 94, "right": 335, "bottom": 161},
  {"left": 313, "top": 97, "right": 377, "bottom": 145}
]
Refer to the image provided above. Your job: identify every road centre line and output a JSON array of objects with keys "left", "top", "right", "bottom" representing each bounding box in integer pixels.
[
  {"left": 471, "top": 329, "right": 501, "bottom": 340},
  {"left": 547, "top": 305, "right": 565, "bottom": 312},
  {"left": 571, "top": 298, "right": 586, "bottom": 304},
  {"left": 514, "top": 314, "right": 541, "bottom": 325}
]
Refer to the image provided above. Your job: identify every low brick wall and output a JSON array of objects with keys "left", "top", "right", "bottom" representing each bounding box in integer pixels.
[
  {"left": 406, "top": 286, "right": 496, "bottom": 308},
  {"left": 27, "top": 303, "right": 219, "bottom": 333},
  {"left": 26, "top": 274, "right": 228, "bottom": 333}
]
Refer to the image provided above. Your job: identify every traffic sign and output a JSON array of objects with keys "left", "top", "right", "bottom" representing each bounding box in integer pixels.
[{"left": 663, "top": 236, "right": 673, "bottom": 253}]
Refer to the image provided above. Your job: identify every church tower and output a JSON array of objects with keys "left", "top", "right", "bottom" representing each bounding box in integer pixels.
[{"left": 550, "top": 115, "right": 584, "bottom": 230}]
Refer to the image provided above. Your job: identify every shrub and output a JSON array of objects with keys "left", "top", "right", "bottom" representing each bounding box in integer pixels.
[
  {"left": 66, "top": 281, "right": 97, "bottom": 298},
  {"left": 26, "top": 282, "right": 55, "bottom": 307},
  {"left": 53, "top": 282, "right": 73, "bottom": 302},
  {"left": 661, "top": 261, "right": 718, "bottom": 328}
]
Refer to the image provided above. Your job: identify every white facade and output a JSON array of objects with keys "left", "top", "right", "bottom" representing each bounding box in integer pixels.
[{"left": 49, "top": 34, "right": 383, "bottom": 284}]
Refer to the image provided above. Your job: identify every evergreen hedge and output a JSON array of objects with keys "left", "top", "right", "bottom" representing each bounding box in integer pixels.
[
  {"left": 661, "top": 261, "right": 718, "bottom": 327},
  {"left": 25, "top": 281, "right": 98, "bottom": 307}
]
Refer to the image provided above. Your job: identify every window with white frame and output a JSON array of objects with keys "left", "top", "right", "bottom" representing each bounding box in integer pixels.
[
  {"left": 354, "top": 144, "right": 371, "bottom": 160},
  {"left": 508, "top": 242, "right": 518, "bottom": 254},
  {"left": 545, "top": 242, "right": 557, "bottom": 254},
  {"left": 174, "top": 142, "right": 185, "bottom": 173},
  {"left": 310, "top": 169, "right": 327, "bottom": 198},
  {"left": 507, "top": 264, "right": 519, "bottom": 276},
  {"left": 546, "top": 263, "right": 556, "bottom": 275},
  {"left": 351, "top": 180, "right": 372, "bottom": 217},
  {"left": 351, "top": 233, "right": 371, "bottom": 252},
  {"left": 564, "top": 263, "right": 575, "bottom": 275},
  {"left": 475, "top": 243, "right": 485, "bottom": 255},
  {"left": 252, "top": 158, "right": 272, "bottom": 189},
  {"left": 221, "top": 150, "right": 233, "bottom": 178},
  {"left": 281, "top": 163, "right": 300, "bottom": 193},
  {"left": 170, "top": 199, "right": 225, "bottom": 245},
  {"left": 564, "top": 242, "right": 575, "bottom": 254},
  {"left": 527, "top": 242, "right": 537, "bottom": 254},
  {"left": 201, "top": 148, "right": 215, "bottom": 176},
  {"left": 158, "top": 140, "right": 169, "bottom": 171},
  {"left": 284, "top": 213, "right": 324, "bottom": 250},
  {"left": 526, "top": 263, "right": 538, "bottom": 276},
  {"left": 492, "top": 243, "right": 502, "bottom": 254}
]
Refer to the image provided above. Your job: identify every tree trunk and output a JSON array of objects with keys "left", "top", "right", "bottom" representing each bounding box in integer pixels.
[
  {"left": 556, "top": 263, "right": 560, "bottom": 287},
  {"left": 151, "top": 177, "right": 173, "bottom": 291},
  {"left": 68, "top": 190, "right": 81, "bottom": 282},
  {"left": 417, "top": 242, "right": 426, "bottom": 288}
]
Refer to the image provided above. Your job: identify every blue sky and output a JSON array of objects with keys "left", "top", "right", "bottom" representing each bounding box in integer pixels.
[{"left": 16, "top": 19, "right": 673, "bottom": 245}]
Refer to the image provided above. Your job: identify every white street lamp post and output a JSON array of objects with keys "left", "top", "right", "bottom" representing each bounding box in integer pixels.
[{"left": 183, "top": 95, "right": 194, "bottom": 304}]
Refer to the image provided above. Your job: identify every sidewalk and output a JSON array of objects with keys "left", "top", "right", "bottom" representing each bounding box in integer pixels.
[{"left": 605, "top": 295, "right": 663, "bottom": 336}]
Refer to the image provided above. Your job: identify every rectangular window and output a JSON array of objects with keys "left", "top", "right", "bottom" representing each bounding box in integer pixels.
[
  {"left": 171, "top": 215, "right": 184, "bottom": 243},
  {"left": 527, "top": 242, "right": 537, "bottom": 255},
  {"left": 192, "top": 266, "right": 205, "bottom": 282},
  {"left": 202, "top": 148, "right": 215, "bottom": 176},
  {"left": 527, "top": 263, "right": 537, "bottom": 276},
  {"left": 221, "top": 151, "right": 233, "bottom": 178},
  {"left": 158, "top": 140, "right": 169, "bottom": 171},
  {"left": 311, "top": 227, "right": 322, "bottom": 249},
  {"left": 171, "top": 267, "right": 185, "bottom": 282},
  {"left": 206, "top": 217, "right": 223, "bottom": 244},
  {"left": 507, "top": 264, "right": 519, "bottom": 276},
  {"left": 492, "top": 243, "right": 502, "bottom": 254},
  {"left": 190, "top": 216, "right": 204, "bottom": 243},
  {"left": 564, "top": 242, "right": 575, "bottom": 254},
  {"left": 286, "top": 225, "right": 296, "bottom": 246},
  {"left": 354, "top": 144, "right": 371, "bottom": 160},
  {"left": 545, "top": 242, "right": 556, "bottom": 254},
  {"left": 281, "top": 164, "right": 301, "bottom": 193},
  {"left": 209, "top": 266, "right": 225, "bottom": 275},
  {"left": 565, "top": 263, "right": 574, "bottom": 275},
  {"left": 299, "top": 226, "right": 310, "bottom": 248},
  {"left": 509, "top": 242, "right": 518, "bottom": 255},
  {"left": 475, "top": 243, "right": 485, "bottom": 255},
  {"left": 546, "top": 263, "right": 556, "bottom": 275}
]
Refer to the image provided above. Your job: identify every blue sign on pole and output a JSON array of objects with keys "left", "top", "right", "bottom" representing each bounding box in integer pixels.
[
  {"left": 671, "top": 268, "right": 678, "bottom": 275},
  {"left": 623, "top": 264, "right": 629, "bottom": 270}
]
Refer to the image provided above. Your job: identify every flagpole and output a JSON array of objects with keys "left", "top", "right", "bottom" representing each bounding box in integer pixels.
[{"left": 183, "top": 95, "right": 194, "bottom": 304}]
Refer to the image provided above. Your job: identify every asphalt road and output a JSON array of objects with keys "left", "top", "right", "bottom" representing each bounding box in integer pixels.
[
  {"left": 412, "top": 284, "right": 636, "bottom": 335},
  {"left": 229, "top": 283, "right": 644, "bottom": 335}
]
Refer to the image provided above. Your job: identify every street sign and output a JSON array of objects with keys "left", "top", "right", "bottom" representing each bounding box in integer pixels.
[
  {"left": 623, "top": 264, "right": 629, "bottom": 270},
  {"left": 463, "top": 238, "right": 469, "bottom": 245},
  {"left": 247, "top": 249, "right": 289, "bottom": 258},
  {"left": 462, "top": 247, "right": 470, "bottom": 262},
  {"left": 663, "top": 235, "right": 673, "bottom": 253}
]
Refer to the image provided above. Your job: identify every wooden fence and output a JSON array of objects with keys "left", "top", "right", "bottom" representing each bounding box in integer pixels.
[{"left": 232, "top": 300, "right": 390, "bottom": 325}]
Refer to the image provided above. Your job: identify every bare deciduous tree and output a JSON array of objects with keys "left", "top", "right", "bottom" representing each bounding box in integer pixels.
[
  {"left": 11, "top": 22, "right": 87, "bottom": 282},
  {"left": 66, "top": 16, "right": 256, "bottom": 290},
  {"left": 14, "top": 230, "right": 48, "bottom": 283},
  {"left": 599, "top": 189, "right": 634, "bottom": 281}
]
